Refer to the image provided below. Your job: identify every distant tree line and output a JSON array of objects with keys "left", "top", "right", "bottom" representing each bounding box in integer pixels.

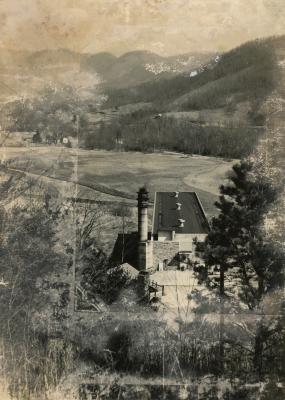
[
  {"left": 2, "top": 85, "right": 90, "bottom": 140},
  {"left": 82, "top": 112, "right": 264, "bottom": 159},
  {"left": 3, "top": 86, "right": 264, "bottom": 158}
]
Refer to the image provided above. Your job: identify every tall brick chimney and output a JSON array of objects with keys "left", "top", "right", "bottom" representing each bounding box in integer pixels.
[
  {"left": 137, "top": 186, "right": 149, "bottom": 242},
  {"left": 137, "top": 187, "right": 150, "bottom": 270}
]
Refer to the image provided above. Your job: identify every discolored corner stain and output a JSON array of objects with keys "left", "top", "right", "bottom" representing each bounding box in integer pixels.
[{"left": 0, "top": 0, "right": 284, "bottom": 54}]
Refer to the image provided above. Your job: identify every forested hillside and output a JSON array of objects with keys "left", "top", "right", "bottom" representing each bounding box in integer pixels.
[
  {"left": 87, "top": 36, "right": 283, "bottom": 158},
  {"left": 104, "top": 36, "right": 281, "bottom": 110}
]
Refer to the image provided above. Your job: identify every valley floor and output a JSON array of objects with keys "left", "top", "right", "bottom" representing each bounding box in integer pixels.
[{"left": 0, "top": 145, "right": 236, "bottom": 216}]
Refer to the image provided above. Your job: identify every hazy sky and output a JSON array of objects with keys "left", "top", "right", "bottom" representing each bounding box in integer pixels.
[{"left": 0, "top": 0, "right": 284, "bottom": 55}]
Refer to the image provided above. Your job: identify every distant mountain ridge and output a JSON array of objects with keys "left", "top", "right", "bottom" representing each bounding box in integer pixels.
[
  {"left": 93, "top": 50, "right": 215, "bottom": 88},
  {"left": 104, "top": 36, "right": 284, "bottom": 114},
  {"left": 0, "top": 47, "right": 214, "bottom": 86}
]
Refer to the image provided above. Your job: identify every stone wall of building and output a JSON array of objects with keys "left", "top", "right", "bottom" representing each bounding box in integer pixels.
[{"left": 152, "top": 241, "right": 180, "bottom": 271}]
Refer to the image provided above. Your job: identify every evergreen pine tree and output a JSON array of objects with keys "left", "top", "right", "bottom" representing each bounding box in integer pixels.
[{"left": 196, "top": 160, "right": 284, "bottom": 375}]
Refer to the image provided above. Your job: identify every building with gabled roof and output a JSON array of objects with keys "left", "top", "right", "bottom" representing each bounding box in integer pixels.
[
  {"left": 152, "top": 191, "right": 209, "bottom": 238},
  {"left": 138, "top": 188, "right": 209, "bottom": 272},
  {"left": 111, "top": 187, "right": 209, "bottom": 274}
]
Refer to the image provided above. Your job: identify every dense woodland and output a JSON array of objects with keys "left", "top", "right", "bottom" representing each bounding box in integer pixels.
[
  {"left": 83, "top": 112, "right": 263, "bottom": 158},
  {"left": 3, "top": 90, "right": 264, "bottom": 158}
]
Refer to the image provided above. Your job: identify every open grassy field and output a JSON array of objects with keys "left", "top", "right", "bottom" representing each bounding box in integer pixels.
[
  {"left": 0, "top": 144, "right": 237, "bottom": 256},
  {"left": 0, "top": 145, "right": 236, "bottom": 217}
]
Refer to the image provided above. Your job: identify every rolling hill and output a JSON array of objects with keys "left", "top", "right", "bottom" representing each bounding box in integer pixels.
[
  {"left": 104, "top": 36, "right": 282, "bottom": 113},
  {"left": 82, "top": 50, "right": 214, "bottom": 89},
  {"left": 88, "top": 36, "right": 284, "bottom": 158},
  {"left": 0, "top": 47, "right": 214, "bottom": 102}
]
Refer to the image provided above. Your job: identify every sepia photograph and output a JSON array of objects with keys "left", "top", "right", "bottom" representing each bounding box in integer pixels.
[{"left": 0, "top": 1, "right": 284, "bottom": 398}]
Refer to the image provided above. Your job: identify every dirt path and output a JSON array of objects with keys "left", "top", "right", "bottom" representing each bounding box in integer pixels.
[{"left": 6, "top": 166, "right": 137, "bottom": 202}]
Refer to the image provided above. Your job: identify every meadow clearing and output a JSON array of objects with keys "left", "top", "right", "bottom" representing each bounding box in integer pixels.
[{"left": 0, "top": 145, "right": 236, "bottom": 217}]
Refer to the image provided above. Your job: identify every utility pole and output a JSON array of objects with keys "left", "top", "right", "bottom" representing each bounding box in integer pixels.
[
  {"left": 71, "top": 114, "right": 79, "bottom": 313},
  {"left": 153, "top": 113, "right": 162, "bottom": 152},
  {"left": 121, "top": 210, "right": 125, "bottom": 263}
]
